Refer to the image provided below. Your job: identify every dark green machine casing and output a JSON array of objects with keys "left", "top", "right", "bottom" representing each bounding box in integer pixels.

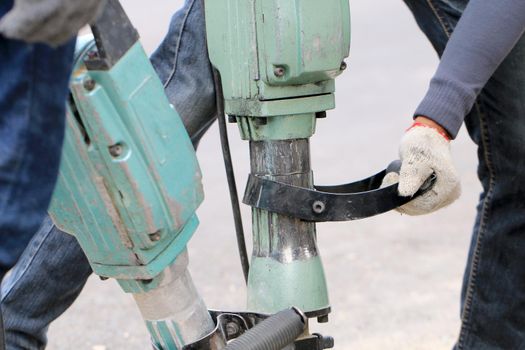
[{"left": 205, "top": 0, "right": 351, "bottom": 317}]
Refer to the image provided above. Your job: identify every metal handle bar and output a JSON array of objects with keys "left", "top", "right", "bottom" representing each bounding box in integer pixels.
[{"left": 243, "top": 160, "right": 436, "bottom": 222}]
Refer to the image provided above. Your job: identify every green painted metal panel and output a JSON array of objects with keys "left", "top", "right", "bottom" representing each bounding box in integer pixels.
[
  {"left": 236, "top": 114, "right": 316, "bottom": 141},
  {"left": 247, "top": 255, "right": 330, "bottom": 314},
  {"left": 49, "top": 38, "right": 203, "bottom": 285},
  {"left": 225, "top": 93, "right": 335, "bottom": 118},
  {"left": 255, "top": 0, "right": 351, "bottom": 86},
  {"left": 205, "top": 0, "right": 350, "bottom": 117},
  {"left": 205, "top": 0, "right": 259, "bottom": 102}
]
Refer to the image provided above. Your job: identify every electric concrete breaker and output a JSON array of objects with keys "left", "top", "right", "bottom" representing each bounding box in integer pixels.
[{"left": 49, "top": 1, "right": 435, "bottom": 349}]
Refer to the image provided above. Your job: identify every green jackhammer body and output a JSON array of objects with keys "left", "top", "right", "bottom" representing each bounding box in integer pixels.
[
  {"left": 49, "top": 37, "right": 202, "bottom": 292},
  {"left": 204, "top": 0, "right": 351, "bottom": 319},
  {"left": 48, "top": 2, "right": 215, "bottom": 345},
  {"left": 48, "top": 0, "right": 352, "bottom": 347}
]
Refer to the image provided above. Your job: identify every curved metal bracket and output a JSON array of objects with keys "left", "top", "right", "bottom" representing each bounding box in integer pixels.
[{"left": 243, "top": 166, "right": 436, "bottom": 222}]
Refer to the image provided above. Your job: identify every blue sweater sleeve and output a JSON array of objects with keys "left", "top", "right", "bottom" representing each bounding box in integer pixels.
[{"left": 415, "top": 0, "right": 525, "bottom": 139}]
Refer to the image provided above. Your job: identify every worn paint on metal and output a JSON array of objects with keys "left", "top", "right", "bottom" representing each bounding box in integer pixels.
[
  {"left": 247, "top": 255, "right": 330, "bottom": 314},
  {"left": 237, "top": 113, "right": 316, "bottom": 141},
  {"left": 246, "top": 139, "right": 330, "bottom": 314},
  {"left": 49, "top": 37, "right": 203, "bottom": 292},
  {"left": 205, "top": 0, "right": 349, "bottom": 317},
  {"left": 205, "top": 0, "right": 350, "bottom": 116}
]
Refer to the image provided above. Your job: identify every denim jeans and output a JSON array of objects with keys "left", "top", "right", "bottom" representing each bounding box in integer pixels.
[
  {"left": 0, "top": 0, "right": 75, "bottom": 276},
  {"left": 4, "top": 0, "right": 525, "bottom": 350},
  {"left": 1, "top": 0, "right": 216, "bottom": 348},
  {"left": 405, "top": 2, "right": 525, "bottom": 349}
]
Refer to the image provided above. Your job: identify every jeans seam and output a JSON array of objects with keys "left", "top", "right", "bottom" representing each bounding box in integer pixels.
[
  {"left": 163, "top": 0, "right": 198, "bottom": 89},
  {"left": 426, "top": 0, "right": 454, "bottom": 37},
  {"left": 1, "top": 222, "right": 55, "bottom": 301},
  {"left": 0, "top": 45, "right": 34, "bottom": 217},
  {"left": 456, "top": 101, "right": 496, "bottom": 349}
]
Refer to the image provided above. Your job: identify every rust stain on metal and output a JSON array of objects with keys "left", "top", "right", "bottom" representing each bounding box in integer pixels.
[
  {"left": 120, "top": 163, "right": 158, "bottom": 235},
  {"left": 94, "top": 175, "right": 135, "bottom": 249}
]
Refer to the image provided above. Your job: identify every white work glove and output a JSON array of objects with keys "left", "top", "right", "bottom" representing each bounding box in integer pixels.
[
  {"left": 382, "top": 122, "right": 461, "bottom": 215},
  {"left": 0, "top": 0, "right": 107, "bottom": 46}
]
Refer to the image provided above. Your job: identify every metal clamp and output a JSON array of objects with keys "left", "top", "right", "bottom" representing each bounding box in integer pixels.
[
  {"left": 243, "top": 162, "right": 436, "bottom": 222},
  {"left": 182, "top": 309, "right": 333, "bottom": 350}
]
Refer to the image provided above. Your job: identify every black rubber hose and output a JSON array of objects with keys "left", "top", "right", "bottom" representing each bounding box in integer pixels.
[
  {"left": 212, "top": 68, "right": 250, "bottom": 283},
  {"left": 224, "top": 308, "right": 306, "bottom": 350}
]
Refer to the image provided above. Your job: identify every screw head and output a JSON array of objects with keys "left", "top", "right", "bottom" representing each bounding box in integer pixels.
[
  {"left": 149, "top": 232, "right": 161, "bottom": 242},
  {"left": 340, "top": 61, "right": 347, "bottom": 71},
  {"left": 226, "top": 322, "right": 240, "bottom": 336},
  {"left": 312, "top": 201, "right": 326, "bottom": 214},
  {"left": 273, "top": 66, "right": 285, "bottom": 77},
  {"left": 83, "top": 77, "right": 96, "bottom": 91},
  {"left": 108, "top": 143, "right": 123, "bottom": 157}
]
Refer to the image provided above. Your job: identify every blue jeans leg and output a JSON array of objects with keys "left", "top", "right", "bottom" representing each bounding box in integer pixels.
[
  {"left": 404, "top": 0, "right": 525, "bottom": 348},
  {"left": 2, "top": 0, "right": 215, "bottom": 348},
  {"left": 0, "top": 0, "right": 75, "bottom": 275},
  {"left": 150, "top": 0, "right": 216, "bottom": 148},
  {"left": 1, "top": 217, "right": 92, "bottom": 350}
]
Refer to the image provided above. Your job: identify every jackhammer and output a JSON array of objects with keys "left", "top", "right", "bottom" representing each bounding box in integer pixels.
[{"left": 48, "top": 1, "right": 434, "bottom": 349}]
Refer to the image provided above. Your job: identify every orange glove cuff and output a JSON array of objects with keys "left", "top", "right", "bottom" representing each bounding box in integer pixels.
[{"left": 406, "top": 122, "right": 451, "bottom": 141}]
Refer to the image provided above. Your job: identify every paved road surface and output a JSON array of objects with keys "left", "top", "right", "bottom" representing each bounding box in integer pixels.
[{"left": 47, "top": 1, "right": 480, "bottom": 349}]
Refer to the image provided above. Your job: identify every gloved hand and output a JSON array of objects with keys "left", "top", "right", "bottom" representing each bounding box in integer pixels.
[
  {"left": 0, "top": 0, "right": 107, "bottom": 46},
  {"left": 382, "top": 118, "right": 461, "bottom": 215}
]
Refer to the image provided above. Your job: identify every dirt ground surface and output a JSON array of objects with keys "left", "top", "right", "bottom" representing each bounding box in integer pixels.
[{"left": 46, "top": 0, "right": 480, "bottom": 349}]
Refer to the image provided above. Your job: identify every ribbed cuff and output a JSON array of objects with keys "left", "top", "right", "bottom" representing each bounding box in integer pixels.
[{"left": 414, "top": 77, "right": 477, "bottom": 139}]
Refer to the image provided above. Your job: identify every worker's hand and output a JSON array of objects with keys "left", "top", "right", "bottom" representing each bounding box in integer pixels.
[
  {"left": 0, "top": 0, "right": 107, "bottom": 46},
  {"left": 382, "top": 117, "right": 461, "bottom": 215}
]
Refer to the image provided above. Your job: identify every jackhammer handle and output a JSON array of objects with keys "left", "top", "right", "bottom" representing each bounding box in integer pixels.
[
  {"left": 224, "top": 308, "right": 306, "bottom": 350},
  {"left": 244, "top": 160, "right": 438, "bottom": 222},
  {"left": 386, "top": 160, "right": 436, "bottom": 193},
  {"left": 385, "top": 159, "right": 402, "bottom": 174}
]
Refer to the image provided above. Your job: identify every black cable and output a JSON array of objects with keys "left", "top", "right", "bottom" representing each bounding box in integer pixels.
[{"left": 212, "top": 68, "right": 250, "bottom": 283}]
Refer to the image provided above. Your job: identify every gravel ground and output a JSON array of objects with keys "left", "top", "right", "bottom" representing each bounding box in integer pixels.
[{"left": 46, "top": 1, "right": 480, "bottom": 349}]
